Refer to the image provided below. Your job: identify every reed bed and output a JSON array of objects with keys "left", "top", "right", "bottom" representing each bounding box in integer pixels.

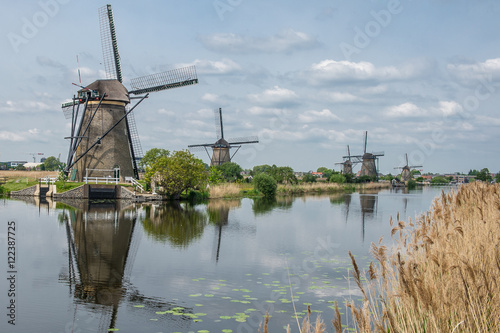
[
  {"left": 335, "top": 182, "right": 500, "bottom": 332},
  {"left": 0, "top": 170, "right": 59, "bottom": 181},
  {"left": 269, "top": 182, "right": 499, "bottom": 332},
  {"left": 208, "top": 183, "right": 242, "bottom": 198},
  {"left": 277, "top": 182, "right": 389, "bottom": 196}
]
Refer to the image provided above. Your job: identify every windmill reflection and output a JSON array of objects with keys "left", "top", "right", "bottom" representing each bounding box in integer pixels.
[
  {"left": 207, "top": 199, "right": 241, "bottom": 262},
  {"left": 60, "top": 200, "right": 192, "bottom": 332},
  {"left": 359, "top": 192, "right": 378, "bottom": 241}
]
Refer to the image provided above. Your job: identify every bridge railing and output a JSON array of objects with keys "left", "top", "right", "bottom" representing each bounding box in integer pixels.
[
  {"left": 83, "top": 176, "right": 119, "bottom": 184},
  {"left": 39, "top": 177, "right": 58, "bottom": 184},
  {"left": 125, "top": 177, "right": 144, "bottom": 193}
]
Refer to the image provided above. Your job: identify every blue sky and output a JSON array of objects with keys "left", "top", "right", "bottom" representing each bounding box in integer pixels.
[{"left": 1, "top": 0, "right": 499, "bottom": 174}]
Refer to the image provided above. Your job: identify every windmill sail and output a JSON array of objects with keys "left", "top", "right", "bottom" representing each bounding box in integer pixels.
[
  {"left": 99, "top": 4, "right": 122, "bottom": 82},
  {"left": 129, "top": 66, "right": 198, "bottom": 95}
]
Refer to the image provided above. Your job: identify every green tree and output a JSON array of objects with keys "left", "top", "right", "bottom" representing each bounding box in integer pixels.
[
  {"left": 476, "top": 168, "right": 492, "bottom": 182},
  {"left": 140, "top": 148, "right": 170, "bottom": 170},
  {"left": 253, "top": 173, "right": 277, "bottom": 197},
  {"left": 208, "top": 166, "right": 225, "bottom": 185},
  {"left": 329, "top": 173, "right": 346, "bottom": 183},
  {"left": 217, "top": 162, "right": 243, "bottom": 182},
  {"left": 495, "top": 173, "right": 500, "bottom": 183},
  {"left": 468, "top": 169, "right": 479, "bottom": 176},
  {"left": 147, "top": 150, "right": 207, "bottom": 199},
  {"left": 251, "top": 164, "right": 272, "bottom": 176},
  {"left": 43, "top": 156, "right": 61, "bottom": 171},
  {"left": 431, "top": 176, "right": 450, "bottom": 184},
  {"left": 302, "top": 173, "right": 317, "bottom": 183}
]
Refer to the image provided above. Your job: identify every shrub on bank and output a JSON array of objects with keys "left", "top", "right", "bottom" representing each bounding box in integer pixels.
[{"left": 253, "top": 173, "right": 277, "bottom": 197}]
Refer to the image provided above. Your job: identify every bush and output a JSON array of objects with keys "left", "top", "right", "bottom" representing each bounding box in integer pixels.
[
  {"left": 253, "top": 173, "right": 277, "bottom": 197},
  {"left": 302, "top": 174, "right": 317, "bottom": 183},
  {"left": 329, "top": 173, "right": 346, "bottom": 184}
]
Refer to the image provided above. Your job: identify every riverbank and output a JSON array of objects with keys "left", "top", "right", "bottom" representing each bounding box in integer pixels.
[{"left": 284, "top": 182, "right": 500, "bottom": 332}]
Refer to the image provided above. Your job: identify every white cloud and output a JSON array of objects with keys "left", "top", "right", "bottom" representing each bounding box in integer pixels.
[
  {"left": 303, "top": 59, "right": 427, "bottom": 85},
  {"left": 248, "top": 86, "right": 299, "bottom": 107},
  {"left": 447, "top": 58, "right": 500, "bottom": 81},
  {"left": 320, "top": 91, "right": 360, "bottom": 103},
  {"left": 298, "top": 109, "right": 342, "bottom": 123},
  {"left": 199, "top": 29, "right": 320, "bottom": 54},
  {"left": 435, "top": 101, "right": 463, "bottom": 117},
  {"left": 177, "top": 58, "right": 241, "bottom": 75},
  {"left": 385, "top": 102, "right": 426, "bottom": 117}
]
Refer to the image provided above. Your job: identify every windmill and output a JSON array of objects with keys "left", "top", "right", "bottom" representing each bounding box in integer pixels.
[
  {"left": 335, "top": 145, "right": 353, "bottom": 175},
  {"left": 62, "top": 4, "right": 198, "bottom": 182},
  {"left": 188, "top": 108, "right": 258, "bottom": 166},
  {"left": 343, "top": 131, "right": 384, "bottom": 178},
  {"left": 394, "top": 153, "right": 423, "bottom": 182}
]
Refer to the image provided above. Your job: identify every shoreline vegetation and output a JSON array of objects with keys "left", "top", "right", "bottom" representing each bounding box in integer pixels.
[
  {"left": 274, "top": 182, "right": 500, "bottom": 332},
  {"left": 0, "top": 170, "right": 391, "bottom": 198}
]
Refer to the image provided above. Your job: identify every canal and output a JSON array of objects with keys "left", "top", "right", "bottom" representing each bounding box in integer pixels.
[{"left": 0, "top": 186, "right": 454, "bottom": 333}]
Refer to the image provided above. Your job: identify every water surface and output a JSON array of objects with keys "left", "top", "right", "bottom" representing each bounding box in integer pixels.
[{"left": 0, "top": 186, "right": 454, "bottom": 332}]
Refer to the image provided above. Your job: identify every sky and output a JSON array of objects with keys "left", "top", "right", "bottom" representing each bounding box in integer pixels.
[{"left": 1, "top": 0, "right": 499, "bottom": 174}]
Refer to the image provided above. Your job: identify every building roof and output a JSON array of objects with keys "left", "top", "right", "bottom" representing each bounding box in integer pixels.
[
  {"left": 23, "top": 162, "right": 43, "bottom": 168},
  {"left": 84, "top": 79, "right": 130, "bottom": 103}
]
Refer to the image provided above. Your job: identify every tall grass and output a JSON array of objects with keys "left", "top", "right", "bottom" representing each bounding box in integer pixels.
[
  {"left": 272, "top": 182, "right": 499, "bottom": 332},
  {"left": 335, "top": 182, "right": 500, "bottom": 332},
  {"left": 208, "top": 183, "right": 242, "bottom": 198}
]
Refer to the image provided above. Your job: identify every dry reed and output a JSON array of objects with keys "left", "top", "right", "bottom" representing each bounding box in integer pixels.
[
  {"left": 340, "top": 182, "right": 500, "bottom": 332},
  {"left": 208, "top": 183, "right": 241, "bottom": 198},
  {"left": 274, "top": 182, "right": 499, "bottom": 332},
  {"left": 0, "top": 170, "right": 59, "bottom": 181}
]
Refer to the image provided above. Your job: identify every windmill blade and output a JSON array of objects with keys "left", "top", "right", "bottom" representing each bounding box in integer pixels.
[
  {"left": 363, "top": 131, "right": 368, "bottom": 154},
  {"left": 128, "top": 66, "right": 198, "bottom": 95},
  {"left": 99, "top": 4, "right": 122, "bottom": 82},
  {"left": 405, "top": 153, "right": 409, "bottom": 167},
  {"left": 214, "top": 108, "right": 223, "bottom": 140},
  {"left": 188, "top": 143, "right": 214, "bottom": 151},
  {"left": 227, "top": 136, "right": 259, "bottom": 145}
]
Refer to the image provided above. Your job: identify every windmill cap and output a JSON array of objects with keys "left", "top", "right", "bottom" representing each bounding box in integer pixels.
[{"left": 84, "top": 79, "right": 130, "bottom": 103}]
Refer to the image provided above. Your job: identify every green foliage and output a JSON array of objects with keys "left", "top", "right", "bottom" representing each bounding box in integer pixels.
[
  {"left": 344, "top": 173, "right": 354, "bottom": 183},
  {"left": 329, "top": 173, "right": 346, "bottom": 184},
  {"left": 253, "top": 173, "right": 277, "bottom": 197},
  {"left": 411, "top": 169, "right": 421, "bottom": 176},
  {"left": 43, "top": 156, "right": 61, "bottom": 171},
  {"left": 468, "top": 169, "right": 479, "bottom": 176},
  {"left": 146, "top": 150, "right": 208, "bottom": 200},
  {"left": 476, "top": 168, "right": 492, "bottom": 182},
  {"left": 140, "top": 148, "right": 170, "bottom": 170},
  {"left": 15, "top": 165, "right": 26, "bottom": 171},
  {"left": 431, "top": 176, "right": 450, "bottom": 184},
  {"left": 407, "top": 179, "right": 417, "bottom": 189},
  {"left": 317, "top": 167, "right": 334, "bottom": 180},
  {"left": 217, "top": 162, "right": 243, "bottom": 182},
  {"left": 354, "top": 175, "right": 377, "bottom": 183},
  {"left": 252, "top": 164, "right": 272, "bottom": 176},
  {"left": 381, "top": 173, "right": 395, "bottom": 181},
  {"left": 208, "top": 166, "right": 225, "bottom": 185},
  {"left": 495, "top": 173, "right": 500, "bottom": 183},
  {"left": 416, "top": 176, "right": 425, "bottom": 182},
  {"left": 302, "top": 173, "right": 317, "bottom": 183}
]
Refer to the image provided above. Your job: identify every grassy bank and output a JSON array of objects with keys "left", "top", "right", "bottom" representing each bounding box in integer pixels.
[
  {"left": 207, "top": 181, "right": 390, "bottom": 199},
  {"left": 277, "top": 182, "right": 500, "bottom": 332}
]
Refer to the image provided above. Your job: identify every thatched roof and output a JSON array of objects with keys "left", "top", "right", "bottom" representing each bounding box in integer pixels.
[{"left": 84, "top": 79, "right": 130, "bottom": 103}]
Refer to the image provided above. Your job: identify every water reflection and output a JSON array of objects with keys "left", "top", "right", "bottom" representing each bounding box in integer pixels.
[
  {"left": 59, "top": 200, "right": 192, "bottom": 332},
  {"left": 207, "top": 199, "right": 240, "bottom": 262},
  {"left": 251, "top": 196, "right": 294, "bottom": 215},
  {"left": 141, "top": 202, "right": 207, "bottom": 247}
]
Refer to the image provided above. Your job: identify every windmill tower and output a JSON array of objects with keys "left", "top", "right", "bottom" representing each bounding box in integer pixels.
[
  {"left": 359, "top": 131, "right": 384, "bottom": 178},
  {"left": 62, "top": 4, "right": 198, "bottom": 182},
  {"left": 394, "top": 153, "right": 423, "bottom": 182},
  {"left": 336, "top": 145, "right": 353, "bottom": 175},
  {"left": 188, "top": 108, "right": 258, "bottom": 166}
]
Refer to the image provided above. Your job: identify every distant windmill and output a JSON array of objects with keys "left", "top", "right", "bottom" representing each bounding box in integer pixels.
[
  {"left": 335, "top": 145, "right": 353, "bottom": 175},
  {"left": 188, "top": 108, "right": 258, "bottom": 166},
  {"left": 62, "top": 4, "right": 198, "bottom": 181},
  {"left": 344, "top": 131, "right": 384, "bottom": 178},
  {"left": 394, "top": 153, "right": 422, "bottom": 182}
]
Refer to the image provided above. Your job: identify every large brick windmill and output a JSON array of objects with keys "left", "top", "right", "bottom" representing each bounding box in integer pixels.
[
  {"left": 62, "top": 4, "right": 198, "bottom": 182},
  {"left": 188, "top": 108, "right": 258, "bottom": 166},
  {"left": 340, "top": 131, "right": 384, "bottom": 178}
]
